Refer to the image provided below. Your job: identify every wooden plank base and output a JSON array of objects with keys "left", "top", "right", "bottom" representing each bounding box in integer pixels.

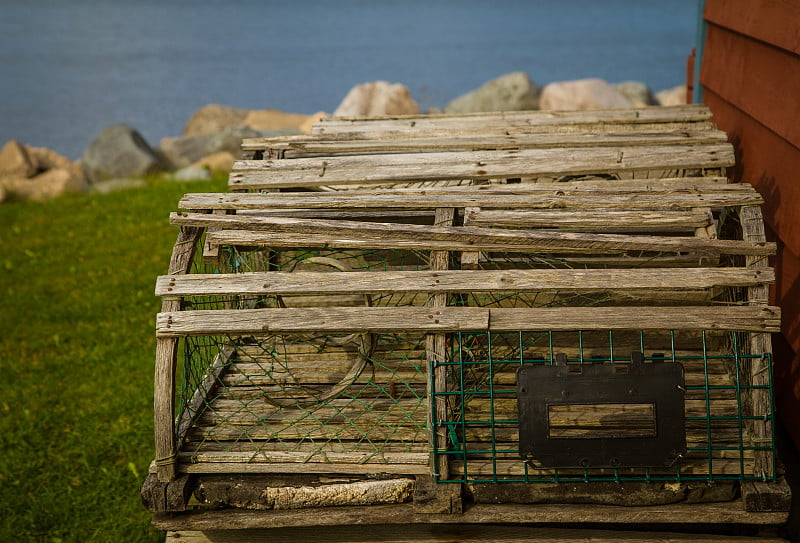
[
  {"left": 153, "top": 501, "right": 788, "bottom": 531},
  {"left": 166, "top": 524, "right": 786, "bottom": 543}
]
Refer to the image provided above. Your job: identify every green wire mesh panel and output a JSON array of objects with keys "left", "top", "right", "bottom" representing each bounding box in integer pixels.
[
  {"left": 431, "top": 329, "right": 776, "bottom": 484},
  {"left": 174, "top": 240, "right": 433, "bottom": 473}
]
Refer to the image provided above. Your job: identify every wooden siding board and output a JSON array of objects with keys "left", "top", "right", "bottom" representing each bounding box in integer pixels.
[
  {"left": 700, "top": 23, "right": 800, "bottom": 149},
  {"left": 704, "top": 0, "right": 800, "bottom": 56},
  {"left": 699, "top": 6, "right": 800, "bottom": 453}
]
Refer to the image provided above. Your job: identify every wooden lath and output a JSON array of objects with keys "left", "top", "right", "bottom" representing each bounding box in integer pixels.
[
  {"left": 242, "top": 130, "right": 729, "bottom": 158},
  {"left": 156, "top": 268, "right": 774, "bottom": 297},
  {"left": 182, "top": 181, "right": 762, "bottom": 210},
  {"left": 156, "top": 306, "right": 781, "bottom": 337},
  {"left": 229, "top": 144, "right": 734, "bottom": 190},
  {"left": 172, "top": 212, "right": 773, "bottom": 256},
  {"left": 310, "top": 105, "right": 715, "bottom": 138}
]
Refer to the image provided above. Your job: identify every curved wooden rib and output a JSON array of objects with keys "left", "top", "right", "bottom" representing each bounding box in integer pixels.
[{"left": 155, "top": 226, "right": 204, "bottom": 482}]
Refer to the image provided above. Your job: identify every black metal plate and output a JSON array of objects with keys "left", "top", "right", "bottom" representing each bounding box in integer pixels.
[{"left": 517, "top": 353, "right": 686, "bottom": 469}]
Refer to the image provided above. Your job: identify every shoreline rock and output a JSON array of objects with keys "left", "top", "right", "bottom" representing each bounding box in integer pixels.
[
  {"left": 540, "top": 78, "right": 633, "bottom": 110},
  {"left": 81, "top": 124, "right": 164, "bottom": 183},
  {"left": 0, "top": 140, "right": 88, "bottom": 201},
  {"left": 333, "top": 81, "right": 419, "bottom": 117},
  {"left": 0, "top": 73, "right": 690, "bottom": 203},
  {"left": 445, "top": 72, "right": 540, "bottom": 114}
]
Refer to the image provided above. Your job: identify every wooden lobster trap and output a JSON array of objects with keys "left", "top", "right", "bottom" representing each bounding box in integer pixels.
[{"left": 143, "top": 106, "right": 790, "bottom": 534}]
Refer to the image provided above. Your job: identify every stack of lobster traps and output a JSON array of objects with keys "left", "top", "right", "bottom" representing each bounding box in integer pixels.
[{"left": 143, "top": 105, "right": 790, "bottom": 536}]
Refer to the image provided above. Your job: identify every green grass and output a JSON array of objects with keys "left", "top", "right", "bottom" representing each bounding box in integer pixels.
[{"left": 0, "top": 176, "right": 226, "bottom": 542}]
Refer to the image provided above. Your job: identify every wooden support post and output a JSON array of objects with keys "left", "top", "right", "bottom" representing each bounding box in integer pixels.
[
  {"left": 141, "top": 472, "right": 193, "bottom": 512},
  {"left": 461, "top": 207, "right": 486, "bottom": 269},
  {"left": 154, "top": 226, "right": 204, "bottom": 482},
  {"left": 740, "top": 206, "right": 775, "bottom": 480},
  {"left": 413, "top": 475, "right": 462, "bottom": 514},
  {"left": 739, "top": 205, "right": 788, "bottom": 512},
  {"left": 742, "top": 479, "right": 792, "bottom": 513},
  {"left": 424, "top": 207, "right": 462, "bottom": 513}
]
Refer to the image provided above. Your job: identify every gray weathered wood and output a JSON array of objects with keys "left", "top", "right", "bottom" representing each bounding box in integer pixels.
[
  {"left": 740, "top": 205, "right": 777, "bottom": 484},
  {"left": 181, "top": 185, "right": 761, "bottom": 211},
  {"left": 193, "top": 476, "right": 414, "bottom": 510},
  {"left": 426, "top": 208, "right": 455, "bottom": 486},
  {"left": 156, "top": 306, "right": 781, "bottom": 337},
  {"left": 311, "top": 105, "right": 715, "bottom": 137},
  {"left": 172, "top": 213, "right": 774, "bottom": 256},
  {"left": 155, "top": 225, "right": 203, "bottom": 482},
  {"left": 156, "top": 268, "right": 774, "bottom": 298},
  {"left": 166, "top": 525, "right": 787, "bottom": 543},
  {"left": 242, "top": 129, "right": 729, "bottom": 158},
  {"left": 464, "top": 208, "right": 712, "bottom": 229},
  {"left": 152, "top": 500, "right": 788, "bottom": 531},
  {"left": 228, "top": 144, "right": 734, "bottom": 189}
]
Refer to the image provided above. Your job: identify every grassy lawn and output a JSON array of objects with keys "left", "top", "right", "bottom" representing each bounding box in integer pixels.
[{"left": 0, "top": 176, "right": 226, "bottom": 542}]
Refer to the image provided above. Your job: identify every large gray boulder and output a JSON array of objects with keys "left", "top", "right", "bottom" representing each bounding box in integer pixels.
[
  {"left": 81, "top": 124, "right": 164, "bottom": 183},
  {"left": 615, "top": 81, "right": 657, "bottom": 107},
  {"left": 540, "top": 78, "right": 633, "bottom": 110},
  {"left": 157, "top": 125, "right": 293, "bottom": 169},
  {"left": 333, "top": 81, "right": 420, "bottom": 117},
  {"left": 445, "top": 72, "right": 541, "bottom": 114}
]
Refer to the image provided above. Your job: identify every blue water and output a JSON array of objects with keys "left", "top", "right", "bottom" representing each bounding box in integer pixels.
[{"left": 0, "top": 0, "right": 699, "bottom": 159}]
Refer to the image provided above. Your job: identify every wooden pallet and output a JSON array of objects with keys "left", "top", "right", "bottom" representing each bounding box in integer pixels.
[{"left": 145, "top": 106, "right": 790, "bottom": 529}]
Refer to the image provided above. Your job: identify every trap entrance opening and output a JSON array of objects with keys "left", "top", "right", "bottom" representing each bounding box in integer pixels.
[{"left": 548, "top": 403, "right": 657, "bottom": 439}]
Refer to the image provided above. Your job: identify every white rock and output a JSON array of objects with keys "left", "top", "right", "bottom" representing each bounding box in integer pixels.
[
  {"left": 540, "top": 78, "right": 633, "bottom": 110},
  {"left": 656, "top": 85, "right": 688, "bottom": 106},
  {"left": 333, "top": 81, "right": 419, "bottom": 117}
]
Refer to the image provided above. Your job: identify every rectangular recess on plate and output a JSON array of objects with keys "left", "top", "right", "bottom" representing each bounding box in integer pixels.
[{"left": 517, "top": 352, "right": 686, "bottom": 469}]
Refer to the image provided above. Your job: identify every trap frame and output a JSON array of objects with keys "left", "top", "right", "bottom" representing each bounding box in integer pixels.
[{"left": 144, "top": 106, "right": 790, "bottom": 531}]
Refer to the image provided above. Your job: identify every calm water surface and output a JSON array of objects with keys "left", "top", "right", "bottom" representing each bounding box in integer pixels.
[{"left": 0, "top": 0, "right": 699, "bottom": 158}]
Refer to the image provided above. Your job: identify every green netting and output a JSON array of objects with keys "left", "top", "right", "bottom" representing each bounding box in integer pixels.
[
  {"left": 431, "top": 329, "right": 776, "bottom": 484},
  {"left": 175, "top": 241, "right": 433, "bottom": 467}
]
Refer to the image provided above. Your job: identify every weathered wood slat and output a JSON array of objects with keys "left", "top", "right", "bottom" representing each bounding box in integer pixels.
[
  {"left": 228, "top": 144, "right": 735, "bottom": 189},
  {"left": 156, "top": 306, "right": 781, "bottom": 337},
  {"left": 156, "top": 268, "right": 774, "bottom": 297},
  {"left": 311, "top": 105, "right": 715, "bottom": 136},
  {"left": 448, "top": 459, "right": 756, "bottom": 478},
  {"left": 187, "top": 420, "right": 424, "bottom": 443},
  {"left": 218, "top": 365, "right": 733, "bottom": 390},
  {"left": 177, "top": 450, "right": 430, "bottom": 466},
  {"left": 181, "top": 185, "right": 760, "bottom": 211},
  {"left": 173, "top": 213, "right": 774, "bottom": 256},
  {"left": 193, "top": 398, "right": 737, "bottom": 426},
  {"left": 153, "top": 501, "right": 789, "bottom": 531},
  {"left": 242, "top": 130, "right": 728, "bottom": 156},
  {"left": 464, "top": 209, "right": 712, "bottom": 229},
  {"left": 184, "top": 440, "right": 429, "bottom": 455}
]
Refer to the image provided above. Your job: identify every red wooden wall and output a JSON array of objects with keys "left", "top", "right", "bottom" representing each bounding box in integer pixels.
[{"left": 698, "top": 0, "right": 800, "bottom": 448}]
